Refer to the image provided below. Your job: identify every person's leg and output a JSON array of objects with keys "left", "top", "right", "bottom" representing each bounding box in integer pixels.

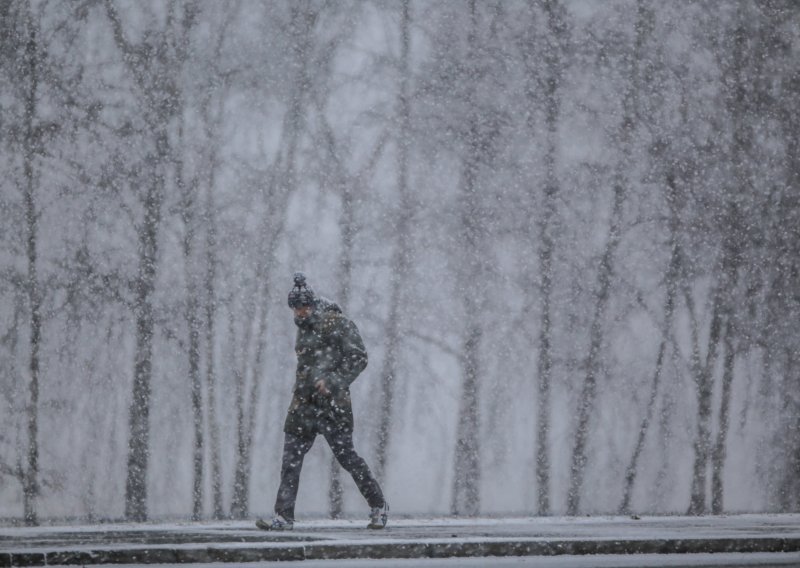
[
  {"left": 322, "top": 426, "right": 384, "bottom": 508},
  {"left": 274, "top": 432, "right": 315, "bottom": 521}
]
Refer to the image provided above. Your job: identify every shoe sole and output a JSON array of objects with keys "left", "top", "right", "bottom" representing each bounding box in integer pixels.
[
  {"left": 255, "top": 519, "right": 293, "bottom": 531},
  {"left": 367, "top": 518, "right": 388, "bottom": 530}
]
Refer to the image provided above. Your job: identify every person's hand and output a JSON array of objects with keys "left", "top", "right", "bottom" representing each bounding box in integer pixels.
[{"left": 314, "top": 379, "right": 330, "bottom": 396}]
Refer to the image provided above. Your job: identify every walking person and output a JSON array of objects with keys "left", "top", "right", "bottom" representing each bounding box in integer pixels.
[{"left": 257, "top": 273, "right": 388, "bottom": 530}]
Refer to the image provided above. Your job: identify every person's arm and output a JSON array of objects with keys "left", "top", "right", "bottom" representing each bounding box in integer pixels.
[
  {"left": 338, "top": 318, "right": 368, "bottom": 385},
  {"left": 319, "top": 317, "right": 367, "bottom": 393}
]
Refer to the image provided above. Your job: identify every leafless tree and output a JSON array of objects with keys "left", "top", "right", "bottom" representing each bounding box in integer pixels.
[
  {"left": 375, "top": 0, "right": 414, "bottom": 487},
  {"left": 104, "top": 0, "right": 197, "bottom": 521},
  {"left": 567, "top": 1, "right": 650, "bottom": 516}
]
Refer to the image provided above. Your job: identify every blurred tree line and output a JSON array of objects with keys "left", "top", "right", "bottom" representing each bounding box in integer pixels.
[{"left": 0, "top": 0, "right": 798, "bottom": 525}]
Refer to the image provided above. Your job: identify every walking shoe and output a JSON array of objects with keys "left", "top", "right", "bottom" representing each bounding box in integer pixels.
[
  {"left": 255, "top": 514, "right": 293, "bottom": 531},
  {"left": 367, "top": 502, "right": 388, "bottom": 529}
]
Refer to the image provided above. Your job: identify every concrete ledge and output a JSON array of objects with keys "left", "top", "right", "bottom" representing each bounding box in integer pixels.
[{"left": 2, "top": 515, "right": 800, "bottom": 566}]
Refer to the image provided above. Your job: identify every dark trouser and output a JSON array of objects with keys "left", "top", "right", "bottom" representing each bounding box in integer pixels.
[{"left": 274, "top": 427, "right": 384, "bottom": 521}]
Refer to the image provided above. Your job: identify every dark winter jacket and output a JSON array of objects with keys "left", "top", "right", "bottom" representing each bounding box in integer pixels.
[{"left": 283, "top": 300, "right": 368, "bottom": 436}]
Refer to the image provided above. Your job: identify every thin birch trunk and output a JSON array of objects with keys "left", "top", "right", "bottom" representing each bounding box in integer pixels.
[
  {"left": 452, "top": 318, "right": 482, "bottom": 516},
  {"left": 375, "top": 0, "right": 412, "bottom": 488},
  {"left": 176, "top": 104, "right": 205, "bottom": 521},
  {"left": 709, "top": 5, "right": 748, "bottom": 515},
  {"left": 619, "top": 171, "right": 681, "bottom": 514},
  {"left": 185, "top": 189, "right": 204, "bottom": 522},
  {"left": 230, "top": 308, "right": 249, "bottom": 519},
  {"left": 534, "top": 0, "right": 566, "bottom": 516},
  {"left": 711, "top": 320, "right": 735, "bottom": 514},
  {"left": 327, "top": 188, "right": 355, "bottom": 518},
  {"left": 451, "top": 0, "right": 484, "bottom": 517},
  {"left": 183, "top": 3, "right": 231, "bottom": 521},
  {"left": 199, "top": 74, "right": 224, "bottom": 517},
  {"left": 235, "top": 1, "right": 314, "bottom": 518},
  {"left": 125, "top": 149, "right": 163, "bottom": 522},
  {"left": 231, "top": 165, "right": 292, "bottom": 517},
  {"left": 566, "top": 0, "right": 648, "bottom": 516},
  {"left": 685, "top": 278, "right": 723, "bottom": 515},
  {"left": 22, "top": 5, "right": 41, "bottom": 525},
  {"left": 566, "top": 179, "right": 624, "bottom": 516},
  {"left": 204, "top": 172, "right": 224, "bottom": 520},
  {"left": 783, "top": 354, "right": 800, "bottom": 511},
  {"left": 105, "top": 0, "right": 184, "bottom": 522}
]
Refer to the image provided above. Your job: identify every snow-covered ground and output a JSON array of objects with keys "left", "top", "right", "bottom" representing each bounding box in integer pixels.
[
  {"left": 5, "top": 513, "right": 800, "bottom": 536},
  {"left": 44, "top": 552, "right": 800, "bottom": 567}
]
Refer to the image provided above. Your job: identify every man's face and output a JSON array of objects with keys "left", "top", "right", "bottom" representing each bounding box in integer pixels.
[{"left": 293, "top": 305, "right": 313, "bottom": 320}]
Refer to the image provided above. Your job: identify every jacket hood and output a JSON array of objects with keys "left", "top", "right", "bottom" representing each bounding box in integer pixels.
[
  {"left": 294, "top": 296, "right": 342, "bottom": 329},
  {"left": 315, "top": 296, "right": 342, "bottom": 314}
]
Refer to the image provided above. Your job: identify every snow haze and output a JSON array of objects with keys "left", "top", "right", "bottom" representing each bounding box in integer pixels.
[{"left": 0, "top": 0, "right": 799, "bottom": 525}]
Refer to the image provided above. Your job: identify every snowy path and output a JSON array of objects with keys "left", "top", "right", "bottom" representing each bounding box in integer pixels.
[{"left": 1, "top": 514, "right": 799, "bottom": 566}]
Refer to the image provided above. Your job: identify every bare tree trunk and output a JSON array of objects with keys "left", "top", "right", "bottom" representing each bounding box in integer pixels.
[
  {"left": 228, "top": 225, "right": 267, "bottom": 520},
  {"left": 782, "top": 353, "right": 800, "bottom": 511},
  {"left": 685, "top": 279, "right": 723, "bottom": 516},
  {"left": 177, "top": 110, "right": 205, "bottom": 521},
  {"left": 451, "top": 0, "right": 484, "bottom": 517},
  {"left": 566, "top": 179, "right": 624, "bottom": 516},
  {"left": 230, "top": 309, "right": 249, "bottom": 519},
  {"left": 125, "top": 134, "right": 165, "bottom": 522},
  {"left": 186, "top": 213, "right": 205, "bottom": 522},
  {"left": 231, "top": 167, "right": 294, "bottom": 517},
  {"left": 619, "top": 172, "right": 681, "bottom": 514},
  {"left": 232, "top": 3, "right": 315, "bottom": 518},
  {"left": 323, "top": 118, "right": 361, "bottom": 516},
  {"left": 375, "top": 0, "right": 412, "bottom": 487},
  {"left": 533, "top": 0, "right": 566, "bottom": 516},
  {"left": 105, "top": 0, "right": 189, "bottom": 522},
  {"left": 319, "top": 97, "right": 380, "bottom": 518},
  {"left": 567, "top": 1, "right": 649, "bottom": 516},
  {"left": 652, "top": 328, "right": 680, "bottom": 510},
  {"left": 230, "top": 261, "right": 276, "bottom": 518},
  {"left": 230, "top": 185, "right": 294, "bottom": 516},
  {"left": 177, "top": 3, "right": 223, "bottom": 522},
  {"left": 229, "top": 207, "right": 263, "bottom": 519},
  {"left": 192, "top": 83, "right": 227, "bottom": 519},
  {"left": 687, "top": 5, "right": 754, "bottom": 515},
  {"left": 21, "top": 6, "right": 41, "bottom": 526},
  {"left": 779, "top": 94, "right": 800, "bottom": 514},
  {"left": 327, "top": 180, "right": 356, "bottom": 518},
  {"left": 685, "top": 300, "right": 711, "bottom": 516},
  {"left": 1, "top": 301, "right": 23, "bottom": 494},
  {"left": 452, "top": 315, "right": 482, "bottom": 516},
  {"left": 706, "top": 222, "right": 739, "bottom": 517},
  {"left": 709, "top": 6, "right": 750, "bottom": 515},
  {"left": 282, "top": 0, "right": 317, "bottom": 516},
  {"left": 706, "top": 222, "right": 740, "bottom": 517},
  {"left": 189, "top": 265, "right": 204, "bottom": 522},
  {"left": 711, "top": 320, "right": 735, "bottom": 514},
  {"left": 203, "top": 181, "right": 224, "bottom": 520},
  {"left": 312, "top": 76, "right": 390, "bottom": 515}
]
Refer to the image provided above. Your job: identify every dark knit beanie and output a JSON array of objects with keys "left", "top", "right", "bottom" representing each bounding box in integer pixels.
[{"left": 287, "top": 272, "right": 316, "bottom": 308}]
